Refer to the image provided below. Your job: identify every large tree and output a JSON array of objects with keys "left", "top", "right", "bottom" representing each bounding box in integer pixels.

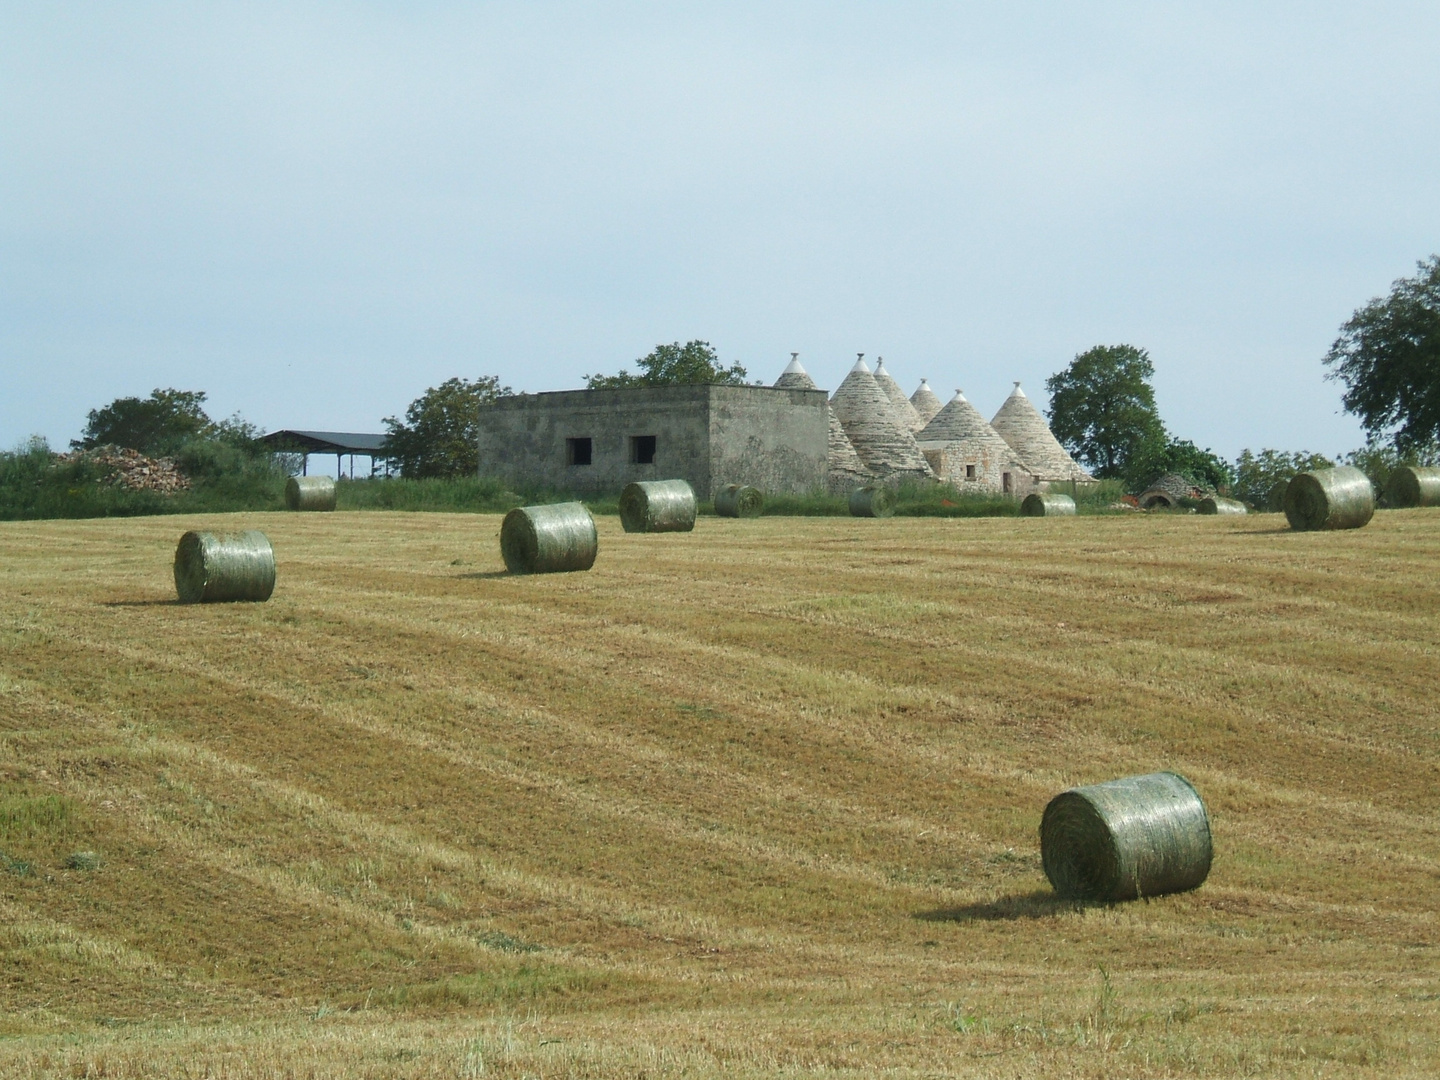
[
  {"left": 584, "top": 340, "right": 748, "bottom": 389},
  {"left": 383, "top": 376, "right": 512, "bottom": 478},
  {"left": 1045, "top": 345, "right": 1166, "bottom": 479},
  {"left": 1325, "top": 256, "right": 1440, "bottom": 452},
  {"left": 73, "top": 388, "right": 213, "bottom": 455}
]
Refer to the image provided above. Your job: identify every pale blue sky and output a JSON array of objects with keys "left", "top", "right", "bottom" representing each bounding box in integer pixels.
[{"left": 4, "top": 2, "right": 1439, "bottom": 459}]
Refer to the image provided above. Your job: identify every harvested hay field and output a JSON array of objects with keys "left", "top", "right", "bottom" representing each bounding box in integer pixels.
[{"left": 2, "top": 510, "right": 1439, "bottom": 1078}]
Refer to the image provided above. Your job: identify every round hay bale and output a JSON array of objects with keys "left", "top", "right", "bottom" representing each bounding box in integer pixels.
[
  {"left": 284, "top": 475, "right": 336, "bottom": 511},
  {"left": 1021, "top": 493, "right": 1076, "bottom": 517},
  {"left": 1198, "top": 496, "right": 1247, "bottom": 516},
  {"left": 500, "top": 502, "right": 597, "bottom": 574},
  {"left": 1284, "top": 466, "right": 1375, "bottom": 531},
  {"left": 714, "top": 483, "right": 764, "bottom": 518},
  {"left": 174, "top": 530, "right": 276, "bottom": 603},
  {"left": 1388, "top": 465, "right": 1440, "bottom": 508},
  {"left": 618, "top": 480, "right": 697, "bottom": 534},
  {"left": 1041, "top": 771, "right": 1212, "bottom": 902},
  {"left": 1265, "top": 479, "right": 1290, "bottom": 513},
  {"left": 849, "top": 485, "right": 894, "bottom": 518}
]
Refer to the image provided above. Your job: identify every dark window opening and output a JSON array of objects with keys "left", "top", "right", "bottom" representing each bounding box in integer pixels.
[
  {"left": 567, "top": 437, "right": 593, "bottom": 466},
  {"left": 965, "top": 464, "right": 976, "bottom": 480},
  {"left": 1002, "top": 471, "right": 1012, "bottom": 493},
  {"left": 630, "top": 435, "right": 657, "bottom": 464}
]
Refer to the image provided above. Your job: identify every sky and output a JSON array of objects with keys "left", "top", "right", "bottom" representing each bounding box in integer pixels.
[{"left": 4, "top": 2, "right": 1440, "bottom": 461}]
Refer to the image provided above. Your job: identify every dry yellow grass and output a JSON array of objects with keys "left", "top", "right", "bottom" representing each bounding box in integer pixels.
[{"left": 1, "top": 508, "right": 1438, "bottom": 1078}]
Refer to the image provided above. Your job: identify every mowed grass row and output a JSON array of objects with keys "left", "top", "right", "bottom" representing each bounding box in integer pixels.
[{"left": 1, "top": 510, "right": 1438, "bottom": 1077}]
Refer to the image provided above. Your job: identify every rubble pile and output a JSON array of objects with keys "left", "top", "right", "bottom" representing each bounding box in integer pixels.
[{"left": 53, "top": 446, "right": 191, "bottom": 494}]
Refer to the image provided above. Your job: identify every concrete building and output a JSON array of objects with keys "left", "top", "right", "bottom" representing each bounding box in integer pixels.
[{"left": 475, "top": 383, "right": 829, "bottom": 499}]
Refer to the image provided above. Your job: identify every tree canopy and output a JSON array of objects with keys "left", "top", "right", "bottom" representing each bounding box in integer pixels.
[
  {"left": 1124, "top": 437, "right": 1232, "bottom": 494},
  {"left": 1232, "top": 448, "right": 1334, "bottom": 507},
  {"left": 383, "top": 376, "right": 512, "bottom": 479},
  {"left": 74, "top": 388, "right": 214, "bottom": 455},
  {"left": 584, "top": 340, "right": 748, "bottom": 389},
  {"left": 1325, "top": 255, "right": 1440, "bottom": 453},
  {"left": 1045, "top": 345, "right": 1166, "bottom": 480}
]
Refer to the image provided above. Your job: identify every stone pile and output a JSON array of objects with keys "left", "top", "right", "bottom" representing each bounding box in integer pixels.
[{"left": 54, "top": 446, "right": 192, "bottom": 494}]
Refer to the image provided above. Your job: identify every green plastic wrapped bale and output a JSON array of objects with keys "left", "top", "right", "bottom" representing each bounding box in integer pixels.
[
  {"left": 1021, "top": 493, "right": 1076, "bottom": 517},
  {"left": 1198, "top": 496, "right": 1247, "bottom": 516},
  {"left": 714, "top": 484, "right": 764, "bottom": 518},
  {"left": 1389, "top": 466, "right": 1440, "bottom": 508},
  {"left": 1265, "top": 480, "right": 1291, "bottom": 513},
  {"left": 618, "top": 479, "right": 697, "bottom": 534},
  {"left": 285, "top": 475, "right": 337, "bottom": 511},
  {"left": 174, "top": 530, "right": 276, "bottom": 603},
  {"left": 848, "top": 485, "right": 894, "bottom": 518},
  {"left": 500, "top": 502, "right": 598, "bottom": 574},
  {"left": 1284, "top": 466, "right": 1375, "bottom": 531},
  {"left": 1041, "top": 771, "right": 1212, "bottom": 902}
]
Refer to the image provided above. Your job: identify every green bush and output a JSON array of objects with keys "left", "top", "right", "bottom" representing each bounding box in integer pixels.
[{"left": 0, "top": 436, "right": 287, "bottom": 521}]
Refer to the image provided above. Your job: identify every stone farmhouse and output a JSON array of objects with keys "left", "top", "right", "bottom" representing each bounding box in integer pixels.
[{"left": 475, "top": 356, "right": 1092, "bottom": 499}]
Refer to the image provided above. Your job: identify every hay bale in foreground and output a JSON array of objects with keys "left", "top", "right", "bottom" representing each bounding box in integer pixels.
[
  {"left": 619, "top": 480, "right": 697, "bottom": 534},
  {"left": 849, "top": 485, "right": 894, "bottom": 518},
  {"left": 1021, "top": 493, "right": 1076, "bottom": 517},
  {"left": 174, "top": 530, "right": 276, "bottom": 603},
  {"left": 500, "top": 502, "right": 597, "bottom": 574},
  {"left": 1284, "top": 466, "right": 1375, "bottom": 531},
  {"left": 1389, "top": 465, "right": 1440, "bottom": 508},
  {"left": 1198, "top": 496, "right": 1247, "bottom": 516},
  {"left": 1041, "top": 771, "right": 1212, "bottom": 902},
  {"left": 714, "top": 484, "right": 764, "bottom": 518},
  {"left": 285, "top": 475, "right": 337, "bottom": 511}
]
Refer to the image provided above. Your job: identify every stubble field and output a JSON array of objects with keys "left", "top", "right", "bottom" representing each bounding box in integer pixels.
[{"left": 1, "top": 508, "right": 1438, "bottom": 1078}]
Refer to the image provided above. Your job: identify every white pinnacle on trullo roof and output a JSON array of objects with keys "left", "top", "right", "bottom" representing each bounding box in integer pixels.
[
  {"left": 909, "top": 379, "right": 943, "bottom": 426},
  {"left": 989, "top": 382, "right": 1094, "bottom": 482},
  {"left": 829, "top": 354, "right": 934, "bottom": 481},
  {"left": 872, "top": 357, "right": 926, "bottom": 433},
  {"left": 773, "top": 352, "right": 818, "bottom": 391}
]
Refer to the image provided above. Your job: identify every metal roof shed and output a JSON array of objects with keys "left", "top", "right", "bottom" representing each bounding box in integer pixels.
[{"left": 261, "top": 430, "right": 391, "bottom": 478}]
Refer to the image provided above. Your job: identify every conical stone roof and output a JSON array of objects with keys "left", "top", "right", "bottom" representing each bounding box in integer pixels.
[
  {"left": 873, "top": 358, "right": 925, "bottom": 432},
  {"left": 827, "top": 405, "right": 873, "bottom": 494},
  {"left": 909, "top": 379, "right": 943, "bottom": 426},
  {"left": 829, "top": 357, "right": 934, "bottom": 482},
  {"left": 917, "top": 390, "right": 1017, "bottom": 459},
  {"left": 989, "top": 383, "right": 1093, "bottom": 482},
  {"left": 774, "top": 354, "right": 817, "bottom": 391}
]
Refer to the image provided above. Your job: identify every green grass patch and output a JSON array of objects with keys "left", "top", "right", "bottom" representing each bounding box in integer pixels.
[
  {"left": 0, "top": 794, "right": 76, "bottom": 843},
  {"left": 0, "top": 850, "right": 34, "bottom": 877},
  {"left": 374, "top": 963, "right": 604, "bottom": 1010},
  {"left": 336, "top": 476, "right": 620, "bottom": 516}
]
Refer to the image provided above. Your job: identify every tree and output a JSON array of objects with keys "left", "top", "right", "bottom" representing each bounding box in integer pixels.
[
  {"left": 1045, "top": 345, "right": 1166, "bottom": 479},
  {"left": 1324, "top": 256, "right": 1440, "bottom": 452},
  {"left": 1124, "top": 437, "right": 1233, "bottom": 494},
  {"left": 1232, "top": 448, "right": 1335, "bottom": 507},
  {"left": 584, "top": 340, "right": 748, "bottom": 389},
  {"left": 73, "top": 388, "right": 213, "bottom": 455},
  {"left": 383, "top": 376, "right": 512, "bottom": 479}
]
